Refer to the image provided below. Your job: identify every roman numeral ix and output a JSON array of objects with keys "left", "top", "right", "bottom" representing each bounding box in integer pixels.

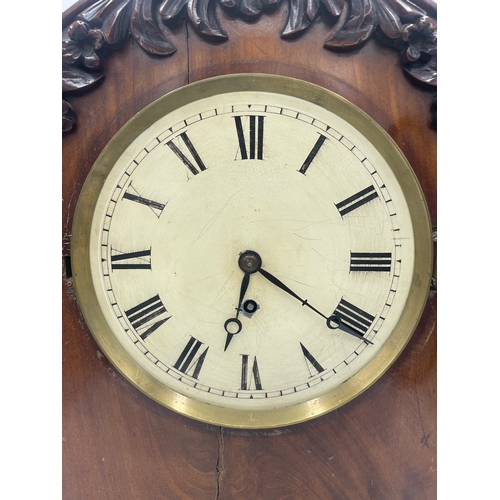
[
  {"left": 234, "top": 115, "right": 265, "bottom": 160},
  {"left": 111, "top": 249, "right": 151, "bottom": 270}
]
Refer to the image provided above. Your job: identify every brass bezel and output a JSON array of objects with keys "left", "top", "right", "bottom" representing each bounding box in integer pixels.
[{"left": 71, "top": 74, "right": 433, "bottom": 429}]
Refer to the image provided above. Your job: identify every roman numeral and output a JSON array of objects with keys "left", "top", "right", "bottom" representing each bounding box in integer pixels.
[
  {"left": 167, "top": 132, "right": 207, "bottom": 175},
  {"left": 298, "top": 134, "right": 327, "bottom": 175},
  {"left": 300, "top": 343, "right": 324, "bottom": 376},
  {"left": 123, "top": 185, "right": 165, "bottom": 217},
  {"left": 111, "top": 249, "right": 151, "bottom": 270},
  {"left": 332, "top": 298, "right": 375, "bottom": 337},
  {"left": 124, "top": 294, "right": 171, "bottom": 340},
  {"left": 234, "top": 115, "right": 265, "bottom": 160},
  {"left": 240, "top": 355, "right": 263, "bottom": 390},
  {"left": 335, "top": 185, "right": 379, "bottom": 217},
  {"left": 173, "top": 336, "right": 209, "bottom": 379},
  {"left": 350, "top": 252, "right": 392, "bottom": 272}
]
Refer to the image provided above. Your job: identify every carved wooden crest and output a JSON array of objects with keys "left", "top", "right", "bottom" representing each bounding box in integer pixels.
[{"left": 62, "top": 0, "right": 437, "bottom": 134}]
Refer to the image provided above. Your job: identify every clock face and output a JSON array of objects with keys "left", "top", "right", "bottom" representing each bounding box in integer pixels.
[{"left": 72, "top": 74, "right": 432, "bottom": 428}]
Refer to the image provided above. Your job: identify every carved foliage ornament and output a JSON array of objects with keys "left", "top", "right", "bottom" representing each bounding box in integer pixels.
[{"left": 62, "top": 0, "right": 437, "bottom": 134}]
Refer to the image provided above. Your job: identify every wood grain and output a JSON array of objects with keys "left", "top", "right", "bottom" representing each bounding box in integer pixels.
[{"left": 62, "top": 4, "right": 437, "bottom": 498}]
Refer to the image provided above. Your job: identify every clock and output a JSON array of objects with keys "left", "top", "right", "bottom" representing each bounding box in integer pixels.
[{"left": 71, "top": 73, "right": 432, "bottom": 429}]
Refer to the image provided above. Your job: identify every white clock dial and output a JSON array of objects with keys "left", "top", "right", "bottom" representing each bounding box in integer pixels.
[{"left": 73, "top": 75, "right": 432, "bottom": 427}]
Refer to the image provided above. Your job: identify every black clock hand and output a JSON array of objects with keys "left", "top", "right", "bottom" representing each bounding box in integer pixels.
[
  {"left": 224, "top": 272, "right": 250, "bottom": 351},
  {"left": 237, "top": 272, "right": 251, "bottom": 317},
  {"left": 257, "top": 267, "right": 373, "bottom": 345},
  {"left": 326, "top": 314, "right": 374, "bottom": 345},
  {"left": 224, "top": 250, "right": 263, "bottom": 351},
  {"left": 258, "top": 267, "right": 328, "bottom": 319}
]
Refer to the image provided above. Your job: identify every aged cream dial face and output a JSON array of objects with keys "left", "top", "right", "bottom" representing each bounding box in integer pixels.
[{"left": 73, "top": 75, "right": 432, "bottom": 428}]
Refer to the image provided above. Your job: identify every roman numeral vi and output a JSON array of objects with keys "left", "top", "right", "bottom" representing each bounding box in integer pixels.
[{"left": 240, "top": 355, "right": 263, "bottom": 390}]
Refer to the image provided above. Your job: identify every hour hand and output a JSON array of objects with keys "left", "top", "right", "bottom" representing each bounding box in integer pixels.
[
  {"left": 224, "top": 317, "right": 242, "bottom": 351},
  {"left": 224, "top": 272, "right": 250, "bottom": 351},
  {"left": 224, "top": 251, "right": 263, "bottom": 351}
]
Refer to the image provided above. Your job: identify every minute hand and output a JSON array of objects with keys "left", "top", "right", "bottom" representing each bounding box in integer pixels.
[
  {"left": 257, "top": 268, "right": 372, "bottom": 345},
  {"left": 257, "top": 268, "right": 329, "bottom": 321}
]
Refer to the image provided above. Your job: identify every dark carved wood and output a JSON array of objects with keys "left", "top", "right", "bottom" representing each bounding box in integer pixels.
[
  {"left": 62, "top": 100, "right": 77, "bottom": 134},
  {"left": 62, "top": 0, "right": 437, "bottom": 133}
]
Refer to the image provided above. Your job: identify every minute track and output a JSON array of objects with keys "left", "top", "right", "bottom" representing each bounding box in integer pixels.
[{"left": 82, "top": 77, "right": 423, "bottom": 424}]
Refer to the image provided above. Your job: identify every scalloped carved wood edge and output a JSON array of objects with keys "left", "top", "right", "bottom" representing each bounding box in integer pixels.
[{"left": 62, "top": 0, "right": 437, "bottom": 134}]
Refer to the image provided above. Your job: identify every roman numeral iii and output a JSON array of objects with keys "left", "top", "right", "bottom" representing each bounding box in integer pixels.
[
  {"left": 350, "top": 252, "right": 392, "bottom": 272},
  {"left": 124, "top": 294, "right": 171, "bottom": 340},
  {"left": 174, "top": 336, "right": 209, "bottom": 379},
  {"left": 234, "top": 115, "right": 265, "bottom": 160}
]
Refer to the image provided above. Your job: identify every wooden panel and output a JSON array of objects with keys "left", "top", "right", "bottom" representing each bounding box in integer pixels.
[{"left": 63, "top": 3, "right": 437, "bottom": 498}]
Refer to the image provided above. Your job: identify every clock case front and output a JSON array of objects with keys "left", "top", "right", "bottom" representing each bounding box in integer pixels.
[
  {"left": 63, "top": 1, "right": 437, "bottom": 498},
  {"left": 71, "top": 73, "right": 432, "bottom": 430}
]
